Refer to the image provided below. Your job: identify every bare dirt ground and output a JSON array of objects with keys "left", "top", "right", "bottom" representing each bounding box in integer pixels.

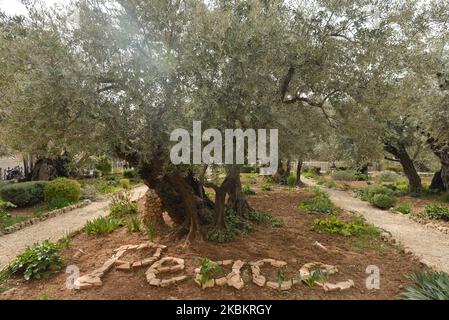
[
  {"left": 0, "top": 185, "right": 148, "bottom": 269},
  {"left": 302, "top": 177, "right": 449, "bottom": 274},
  {"left": 1, "top": 185, "right": 424, "bottom": 300}
]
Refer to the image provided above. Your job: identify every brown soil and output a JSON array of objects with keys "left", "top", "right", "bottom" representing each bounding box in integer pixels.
[{"left": 1, "top": 186, "right": 424, "bottom": 300}]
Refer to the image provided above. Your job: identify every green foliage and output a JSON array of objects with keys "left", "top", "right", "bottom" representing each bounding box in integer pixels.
[
  {"left": 303, "top": 166, "right": 321, "bottom": 175},
  {"left": 0, "top": 268, "right": 10, "bottom": 293},
  {"left": 332, "top": 170, "right": 357, "bottom": 181},
  {"left": 242, "top": 184, "right": 256, "bottom": 195},
  {"left": 109, "top": 192, "right": 138, "bottom": 218},
  {"left": 9, "top": 240, "right": 62, "bottom": 280},
  {"left": 355, "top": 185, "right": 394, "bottom": 202},
  {"left": 371, "top": 193, "right": 396, "bottom": 210},
  {"left": 276, "top": 266, "right": 290, "bottom": 285},
  {"left": 439, "top": 193, "right": 449, "bottom": 203},
  {"left": 197, "top": 257, "right": 223, "bottom": 285},
  {"left": 206, "top": 227, "right": 235, "bottom": 243},
  {"left": 287, "top": 174, "right": 297, "bottom": 187},
  {"left": 59, "top": 233, "right": 71, "bottom": 249},
  {"left": 248, "top": 211, "right": 284, "bottom": 228},
  {"left": 401, "top": 271, "right": 449, "bottom": 300},
  {"left": 84, "top": 216, "right": 124, "bottom": 236},
  {"left": 393, "top": 203, "right": 412, "bottom": 214},
  {"left": 315, "top": 177, "right": 327, "bottom": 185},
  {"left": 80, "top": 184, "right": 99, "bottom": 201},
  {"left": 44, "top": 178, "right": 80, "bottom": 209},
  {"left": 95, "top": 156, "right": 112, "bottom": 176},
  {"left": 326, "top": 180, "right": 337, "bottom": 189},
  {"left": 119, "top": 178, "right": 132, "bottom": 190},
  {"left": 126, "top": 217, "right": 141, "bottom": 233},
  {"left": 313, "top": 215, "right": 380, "bottom": 237},
  {"left": 123, "top": 169, "right": 137, "bottom": 179},
  {"left": 425, "top": 204, "right": 449, "bottom": 220},
  {"left": 298, "top": 192, "right": 339, "bottom": 215},
  {"left": 299, "top": 268, "right": 328, "bottom": 288},
  {"left": 0, "top": 181, "right": 48, "bottom": 207},
  {"left": 261, "top": 183, "right": 272, "bottom": 191},
  {"left": 377, "top": 170, "right": 401, "bottom": 182}
]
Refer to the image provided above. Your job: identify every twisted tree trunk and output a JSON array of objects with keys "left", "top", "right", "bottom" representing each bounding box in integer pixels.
[
  {"left": 384, "top": 143, "right": 423, "bottom": 194},
  {"left": 295, "top": 159, "right": 304, "bottom": 186},
  {"left": 226, "top": 166, "right": 253, "bottom": 217}
]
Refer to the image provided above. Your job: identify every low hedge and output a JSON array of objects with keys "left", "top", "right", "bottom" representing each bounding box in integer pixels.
[
  {"left": 0, "top": 181, "right": 49, "bottom": 207},
  {"left": 44, "top": 178, "right": 81, "bottom": 208}
]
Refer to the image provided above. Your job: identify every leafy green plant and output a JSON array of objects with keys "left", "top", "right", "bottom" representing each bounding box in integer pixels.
[
  {"left": 299, "top": 268, "right": 328, "bottom": 288},
  {"left": 44, "top": 178, "right": 80, "bottom": 209},
  {"left": 119, "top": 178, "right": 132, "bottom": 190},
  {"left": 84, "top": 216, "right": 124, "bottom": 235},
  {"left": 206, "top": 227, "right": 235, "bottom": 243},
  {"left": 371, "top": 193, "right": 396, "bottom": 210},
  {"left": 298, "top": 192, "right": 339, "bottom": 215},
  {"left": 425, "top": 204, "right": 449, "bottom": 220},
  {"left": 261, "top": 183, "right": 272, "bottom": 191},
  {"left": 303, "top": 166, "right": 321, "bottom": 175},
  {"left": 197, "top": 258, "right": 223, "bottom": 285},
  {"left": 127, "top": 217, "right": 141, "bottom": 233},
  {"left": 59, "top": 233, "right": 71, "bottom": 249},
  {"left": 400, "top": 271, "right": 449, "bottom": 300},
  {"left": 326, "top": 181, "right": 337, "bottom": 189},
  {"left": 313, "top": 215, "right": 380, "bottom": 237},
  {"left": 393, "top": 203, "right": 412, "bottom": 215},
  {"left": 9, "top": 240, "right": 62, "bottom": 280},
  {"left": 0, "top": 181, "right": 48, "bottom": 207},
  {"left": 109, "top": 192, "right": 138, "bottom": 218},
  {"left": 248, "top": 211, "right": 284, "bottom": 228},
  {"left": 242, "top": 184, "right": 256, "bottom": 195}
]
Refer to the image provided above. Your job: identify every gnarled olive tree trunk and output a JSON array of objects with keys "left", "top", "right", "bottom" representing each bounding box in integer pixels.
[
  {"left": 384, "top": 143, "right": 423, "bottom": 194},
  {"left": 226, "top": 166, "right": 253, "bottom": 217},
  {"left": 295, "top": 159, "right": 304, "bottom": 186}
]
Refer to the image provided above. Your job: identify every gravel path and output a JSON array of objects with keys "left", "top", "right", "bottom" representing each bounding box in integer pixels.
[
  {"left": 303, "top": 177, "right": 449, "bottom": 273},
  {"left": 0, "top": 185, "right": 148, "bottom": 269}
]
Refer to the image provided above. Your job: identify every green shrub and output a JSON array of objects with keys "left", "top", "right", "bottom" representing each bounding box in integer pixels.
[
  {"left": 206, "top": 210, "right": 254, "bottom": 243},
  {"left": 332, "top": 170, "right": 357, "bottom": 181},
  {"left": 0, "top": 181, "right": 48, "bottom": 207},
  {"left": 248, "top": 210, "right": 284, "bottom": 228},
  {"left": 298, "top": 192, "right": 339, "bottom": 215},
  {"left": 287, "top": 174, "right": 297, "bottom": 187},
  {"left": 425, "top": 204, "right": 449, "bottom": 220},
  {"left": 261, "top": 183, "right": 272, "bottom": 191},
  {"left": 377, "top": 170, "right": 401, "bottom": 182},
  {"left": 371, "top": 193, "right": 396, "bottom": 210},
  {"left": 393, "top": 203, "right": 412, "bottom": 215},
  {"left": 105, "top": 175, "right": 118, "bottom": 182},
  {"left": 313, "top": 215, "right": 380, "bottom": 237},
  {"left": 354, "top": 172, "right": 369, "bottom": 181},
  {"left": 44, "top": 178, "right": 80, "bottom": 209},
  {"left": 95, "top": 156, "right": 112, "bottom": 176},
  {"left": 196, "top": 257, "right": 223, "bottom": 285},
  {"left": 401, "top": 271, "right": 449, "bottom": 300},
  {"left": 206, "top": 227, "right": 235, "bottom": 243},
  {"left": 119, "top": 178, "right": 132, "bottom": 190},
  {"left": 9, "top": 240, "right": 62, "bottom": 280},
  {"left": 109, "top": 192, "right": 138, "bottom": 218},
  {"left": 84, "top": 216, "right": 124, "bottom": 235},
  {"left": 242, "top": 184, "right": 256, "bottom": 195},
  {"left": 356, "top": 185, "right": 395, "bottom": 203},
  {"left": 326, "top": 181, "right": 337, "bottom": 189},
  {"left": 315, "top": 177, "right": 327, "bottom": 185},
  {"left": 123, "top": 169, "right": 137, "bottom": 179},
  {"left": 80, "top": 184, "right": 99, "bottom": 201}
]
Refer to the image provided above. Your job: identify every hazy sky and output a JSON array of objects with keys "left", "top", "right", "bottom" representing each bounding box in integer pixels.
[{"left": 0, "top": 0, "right": 65, "bottom": 16}]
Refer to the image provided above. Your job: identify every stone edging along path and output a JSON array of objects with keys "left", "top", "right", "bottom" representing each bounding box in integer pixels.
[
  {"left": 0, "top": 185, "right": 149, "bottom": 269},
  {"left": 302, "top": 176, "right": 449, "bottom": 274},
  {"left": 1, "top": 200, "right": 92, "bottom": 235}
]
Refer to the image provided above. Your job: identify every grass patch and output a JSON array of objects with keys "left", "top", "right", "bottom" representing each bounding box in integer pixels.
[
  {"left": 393, "top": 203, "right": 411, "bottom": 215},
  {"left": 109, "top": 192, "right": 138, "bottom": 218},
  {"left": 248, "top": 210, "right": 285, "bottom": 228},
  {"left": 242, "top": 185, "right": 256, "bottom": 195},
  {"left": 84, "top": 216, "right": 124, "bottom": 236},
  {"left": 313, "top": 215, "right": 380, "bottom": 238}
]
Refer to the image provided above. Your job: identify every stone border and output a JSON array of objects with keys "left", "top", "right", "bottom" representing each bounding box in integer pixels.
[
  {"left": 409, "top": 215, "right": 449, "bottom": 235},
  {"left": 74, "top": 242, "right": 166, "bottom": 290},
  {"left": 146, "top": 257, "right": 187, "bottom": 287},
  {"left": 1, "top": 200, "right": 92, "bottom": 235},
  {"left": 299, "top": 262, "right": 354, "bottom": 292},
  {"left": 250, "top": 259, "right": 297, "bottom": 291}
]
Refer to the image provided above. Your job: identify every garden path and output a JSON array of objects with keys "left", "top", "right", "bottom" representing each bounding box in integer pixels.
[
  {"left": 303, "top": 177, "right": 449, "bottom": 274},
  {"left": 0, "top": 185, "right": 148, "bottom": 269}
]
